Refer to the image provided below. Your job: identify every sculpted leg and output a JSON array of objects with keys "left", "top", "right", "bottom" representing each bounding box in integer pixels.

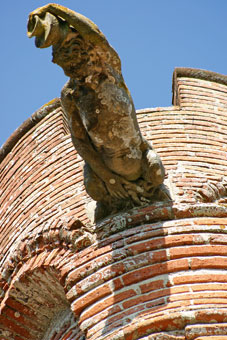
[
  {"left": 140, "top": 149, "right": 171, "bottom": 201},
  {"left": 83, "top": 163, "right": 138, "bottom": 220},
  {"left": 83, "top": 163, "right": 113, "bottom": 220},
  {"left": 142, "top": 149, "right": 165, "bottom": 188},
  {"left": 83, "top": 162, "right": 109, "bottom": 202}
]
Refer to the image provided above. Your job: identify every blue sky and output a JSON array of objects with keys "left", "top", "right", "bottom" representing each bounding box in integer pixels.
[{"left": 1, "top": 1, "right": 226, "bottom": 147}]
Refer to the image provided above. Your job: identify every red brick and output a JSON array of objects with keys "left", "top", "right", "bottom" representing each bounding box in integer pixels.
[
  {"left": 170, "top": 245, "right": 227, "bottom": 259},
  {"left": 191, "top": 257, "right": 227, "bottom": 270},
  {"left": 210, "top": 234, "right": 227, "bottom": 244},
  {"left": 5, "top": 298, "right": 36, "bottom": 318},
  {"left": 71, "top": 283, "right": 112, "bottom": 316},
  {"left": 127, "top": 235, "right": 196, "bottom": 257},
  {"left": 196, "top": 337, "right": 227, "bottom": 340},
  {"left": 169, "top": 285, "right": 190, "bottom": 295},
  {"left": 126, "top": 237, "right": 165, "bottom": 255},
  {"left": 123, "top": 312, "right": 186, "bottom": 340},
  {"left": 140, "top": 298, "right": 191, "bottom": 317},
  {"left": 0, "top": 313, "right": 33, "bottom": 339},
  {"left": 173, "top": 273, "right": 227, "bottom": 285},
  {"left": 74, "top": 262, "right": 125, "bottom": 296},
  {"left": 195, "top": 309, "right": 227, "bottom": 323},
  {"left": 147, "top": 334, "right": 185, "bottom": 340},
  {"left": 192, "top": 283, "right": 227, "bottom": 292},
  {"left": 123, "top": 259, "right": 189, "bottom": 286},
  {"left": 124, "top": 228, "right": 165, "bottom": 245},
  {"left": 66, "top": 252, "right": 124, "bottom": 288},
  {"left": 140, "top": 279, "right": 164, "bottom": 294},
  {"left": 80, "top": 304, "right": 122, "bottom": 329},
  {"left": 61, "top": 331, "right": 73, "bottom": 340},
  {"left": 113, "top": 277, "right": 124, "bottom": 291},
  {"left": 152, "top": 249, "right": 168, "bottom": 262},
  {"left": 78, "top": 289, "right": 136, "bottom": 322},
  {"left": 169, "top": 291, "right": 227, "bottom": 304},
  {"left": 186, "top": 323, "right": 227, "bottom": 340},
  {"left": 3, "top": 306, "right": 42, "bottom": 332},
  {"left": 122, "top": 288, "right": 170, "bottom": 309},
  {"left": 44, "top": 249, "right": 61, "bottom": 266},
  {"left": 107, "top": 303, "right": 147, "bottom": 328},
  {"left": 194, "top": 297, "right": 227, "bottom": 305}
]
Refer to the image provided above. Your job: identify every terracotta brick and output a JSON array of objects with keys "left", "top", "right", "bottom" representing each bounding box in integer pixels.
[
  {"left": 78, "top": 288, "right": 137, "bottom": 323},
  {"left": 79, "top": 304, "right": 122, "bottom": 331},
  {"left": 72, "top": 261, "right": 126, "bottom": 297},
  {"left": 173, "top": 273, "right": 227, "bottom": 285},
  {"left": 123, "top": 259, "right": 189, "bottom": 286},
  {"left": 186, "top": 323, "right": 227, "bottom": 339},
  {"left": 152, "top": 249, "right": 168, "bottom": 263},
  {"left": 0, "top": 313, "right": 33, "bottom": 339},
  {"left": 191, "top": 257, "right": 227, "bottom": 270},
  {"left": 65, "top": 251, "right": 123, "bottom": 288},
  {"left": 140, "top": 279, "right": 165, "bottom": 294},
  {"left": 170, "top": 245, "right": 227, "bottom": 259},
  {"left": 113, "top": 277, "right": 124, "bottom": 291},
  {"left": 71, "top": 283, "right": 112, "bottom": 316},
  {"left": 147, "top": 334, "right": 185, "bottom": 340},
  {"left": 192, "top": 283, "right": 227, "bottom": 292},
  {"left": 195, "top": 309, "right": 227, "bottom": 323},
  {"left": 122, "top": 288, "right": 170, "bottom": 309},
  {"left": 169, "top": 291, "right": 227, "bottom": 304},
  {"left": 196, "top": 337, "right": 227, "bottom": 340},
  {"left": 5, "top": 297, "right": 36, "bottom": 318}
]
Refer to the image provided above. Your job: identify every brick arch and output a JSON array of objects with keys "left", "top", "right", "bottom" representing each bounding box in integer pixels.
[
  {"left": 0, "top": 216, "right": 94, "bottom": 289},
  {"left": 0, "top": 265, "right": 71, "bottom": 339},
  {"left": 0, "top": 218, "right": 94, "bottom": 340},
  {"left": 0, "top": 251, "right": 87, "bottom": 340}
]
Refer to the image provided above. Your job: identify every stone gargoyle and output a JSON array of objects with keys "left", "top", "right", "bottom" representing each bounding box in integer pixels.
[{"left": 27, "top": 3, "right": 169, "bottom": 220}]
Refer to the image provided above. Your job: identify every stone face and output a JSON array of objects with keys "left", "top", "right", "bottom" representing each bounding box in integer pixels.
[
  {"left": 27, "top": 4, "right": 166, "bottom": 220},
  {"left": 1, "top": 63, "right": 227, "bottom": 339}
]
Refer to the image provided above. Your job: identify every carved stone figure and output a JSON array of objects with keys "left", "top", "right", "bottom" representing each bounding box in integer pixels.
[{"left": 27, "top": 4, "right": 168, "bottom": 220}]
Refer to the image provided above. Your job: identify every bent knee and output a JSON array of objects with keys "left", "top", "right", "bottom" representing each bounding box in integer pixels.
[
  {"left": 142, "top": 150, "right": 165, "bottom": 185},
  {"left": 83, "top": 164, "right": 108, "bottom": 201}
]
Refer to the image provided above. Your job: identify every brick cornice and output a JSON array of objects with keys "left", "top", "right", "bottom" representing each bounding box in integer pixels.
[
  {"left": 0, "top": 98, "right": 61, "bottom": 164},
  {"left": 0, "top": 216, "right": 95, "bottom": 284},
  {"left": 172, "top": 67, "right": 227, "bottom": 106},
  {"left": 1, "top": 200, "right": 227, "bottom": 284}
]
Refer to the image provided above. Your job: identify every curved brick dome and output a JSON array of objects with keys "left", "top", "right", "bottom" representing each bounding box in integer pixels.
[{"left": 0, "top": 68, "right": 227, "bottom": 340}]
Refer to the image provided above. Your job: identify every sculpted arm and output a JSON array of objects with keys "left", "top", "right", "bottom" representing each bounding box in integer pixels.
[{"left": 28, "top": 3, "right": 118, "bottom": 59}]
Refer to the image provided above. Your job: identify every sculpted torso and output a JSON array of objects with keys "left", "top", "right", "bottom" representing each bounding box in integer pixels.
[
  {"left": 61, "top": 73, "right": 143, "bottom": 181},
  {"left": 28, "top": 4, "right": 168, "bottom": 219}
]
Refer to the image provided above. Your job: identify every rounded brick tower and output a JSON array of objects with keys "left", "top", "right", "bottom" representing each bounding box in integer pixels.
[{"left": 0, "top": 68, "right": 227, "bottom": 340}]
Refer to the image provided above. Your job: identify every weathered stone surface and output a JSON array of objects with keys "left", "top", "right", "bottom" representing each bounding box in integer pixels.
[{"left": 27, "top": 4, "right": 167, "bottom": 220}]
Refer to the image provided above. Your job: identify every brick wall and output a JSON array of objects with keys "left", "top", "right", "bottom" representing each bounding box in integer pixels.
[{"left": 0, "top": 68, "right": 227, "bottom": 339}]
